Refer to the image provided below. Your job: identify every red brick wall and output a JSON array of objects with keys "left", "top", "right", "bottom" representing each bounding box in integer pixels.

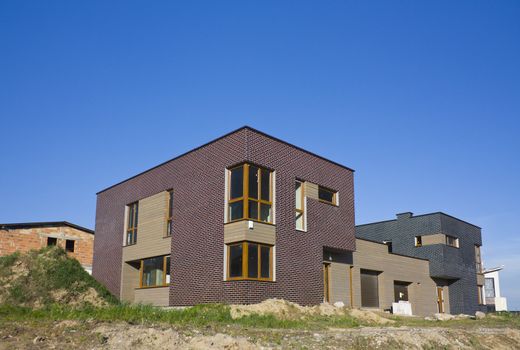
[
  {"left": 93, "top": 127, "right": 355, "bottom": 305},
  {"left": 0, "top": 226, "right": 94, "bottom": 266}
]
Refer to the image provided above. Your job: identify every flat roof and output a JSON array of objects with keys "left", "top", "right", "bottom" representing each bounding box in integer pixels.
[
  {"left": 356, "top": 211, "right": 481, "bottom": 230},
  {"left": 0, "top": 221, "right": 94, "bottom": 235},
  {"left": 97, "top": 125, "right": 355, "bottom": 195}
]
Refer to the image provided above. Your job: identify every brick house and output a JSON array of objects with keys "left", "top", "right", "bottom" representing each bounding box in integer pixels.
[
  {"left": 0, "top": 221, "right": 94, "bottom": 273},
  {"left": 93, "top": 126, "right": 356, "bottom": 306},
  {"left": 356, "top": 212, "right": 486, "bottom": 315},
  {"left": 92, "top": 126, "right": 480, "bottom": 316}
]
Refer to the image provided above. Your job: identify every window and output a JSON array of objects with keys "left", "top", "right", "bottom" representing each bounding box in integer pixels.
[
  {"left": 65, "top": 239, "right": 75, "bottom": 252},
  {"left": 318, "top": 186, "right": 337, "bottom": 205},
  {"left": 415, "top": 236, "right": 422, "bottom": 247},
  {"left": 47, "top": 237, "right": 57, "bottom": 246},
  {"left": 295, "top": 181, "right": 305, "bottom": 230},
  {"left": 475, "top": 245, "right": 482, "bottom": 273},
  {"left": 126, "top": 202, "right": 138, "bottom": 245},
  {"left": 228, "top": 164, "right": 273, "bottom": 223},
  {"left": 446, "top": 235, "right": 459, "bottom": 248},
  {"left": 485, "top": 278, "right": 495, "bottom": 298},
  {"left": 166, "top": 190, "right": 173, "bottom": 236},
  {"left": 140, "top": 255, "right": 170, "bottom": 287},
  {"left": 227, "top": 242, "right": 272, "bottom": 281},
  {"left": 394, "top": 281, "right": 410, "bottom": 302}
]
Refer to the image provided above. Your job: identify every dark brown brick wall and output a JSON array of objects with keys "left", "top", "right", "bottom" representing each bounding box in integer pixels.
[{"left": 93, "top": 127, "right": 355, "bottom": 305}]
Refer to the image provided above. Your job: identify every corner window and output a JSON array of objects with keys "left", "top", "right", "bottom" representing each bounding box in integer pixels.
[
  {"left": 318, "top": 186, "right": 337, "bottom": 205},
  {"left": 446, "top": 235, "right": 459, "bottom": 248},
  {"left": 126, "top": 202, "right": 138, "bottom": 245},
  {"left": 415, "top": 236, "right": 422, "bottom": 247},
  {"left": 140, "top": 255, "right": 170, "bottom": 287},
  {"left": 295, "top": 181, "right": 305, "bottom": 230},
  {"left": 65, "top": 239, "right": 75, "bottom": 252},
  {"left": 166, "top": 190, "right": 173, "bottom": 237},
  {"left": 227, "top": 242, "right": 272, "bottom": 281},
  {"left": 47, "top": 237, "right": 57, "bottom": 246},
  {"left": 228, "top": 164, "right": 273, "bottom": 223}
]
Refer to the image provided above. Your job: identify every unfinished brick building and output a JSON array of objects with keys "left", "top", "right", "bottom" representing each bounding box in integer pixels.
[{"left": 0, "top": 221, "right": 94, "bottom": 273}]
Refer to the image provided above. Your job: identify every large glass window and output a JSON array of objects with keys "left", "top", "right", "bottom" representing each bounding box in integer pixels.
[
  {"left": 126, "top": 202, "right": 138, "bottom": 245},
  {"left": 318, "top": 186, "right": 337, "bottom": 205},
  {"left": 295, "top": 181, "right": 305, "bottom": 230},
  {"left": 227, "top": 242, "right": 272, "bottom": 281},
  {"left": 485, "top": 278, "right": 495, "bottom": 298},
  {"left": 140, "top": 255, "right": 170, "bottom": 287},
  {"left": 228, "top": 164, "right": 273, "bottom": 223}
]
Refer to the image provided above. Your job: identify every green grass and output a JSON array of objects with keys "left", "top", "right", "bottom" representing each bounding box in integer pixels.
[
  {"left": 0, "top": 247, "right": 117, "bottom": 306},
  {"left": 0, "top": 303, "right": 362, "bottom": 330},
  {"left": 1, "top": 302, "right": 517, "bottom": 331}
]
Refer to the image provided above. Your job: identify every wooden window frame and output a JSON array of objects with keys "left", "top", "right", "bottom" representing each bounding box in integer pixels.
[
  {"left": 295, "top": 180, "right": 305, "bottom": 230},
  {"left": 318, "top": 186, "right": 337, "bottom": 206},
  {"left": 415, "top": 236, "right": 422, "bottom": 247},
  {"left": 226, "top": 241, "right": 273, "bottom": 281},
  {"left": 126, "top": 202, "right": 138, "bottom": 246},
  {"left": 139, "top": 255, "right": 171, "bottom": 288},
  {"left": 228, "top": 163, "right": 273, "bottom": 224},
  {"left": 165, "top": 189, "right": 173, "bottom": 237}
]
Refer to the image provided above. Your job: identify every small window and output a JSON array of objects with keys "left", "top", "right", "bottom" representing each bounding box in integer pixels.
[
  {"left": 166, "top": 190, "right": 173, "bottom": 237},
  {"left": 140, "top": 255, "right": 170, "bottom": 287},
  {"left": 318, "top": 186, "right": 337, "bottom": 205},
  {"left": 65, "top": 239, "right": 75, "bottom": 252},
  {"left": 415, "top": 236, "right": 422, "bottom": 247},
  {"left": 126, "top": 202, "right": 139, "bottom": 245},
  {"left": 47, "top": 237, "right": 57, "bottom": 246},
  {"left": 295, "top": 181, "right": 305, "bottom": 230},
  {"left": 227, "top": 242, "right": 272, "bottom": 281},
  {"left": 446, "top": 235, "right": 459, "bottom": 248}
]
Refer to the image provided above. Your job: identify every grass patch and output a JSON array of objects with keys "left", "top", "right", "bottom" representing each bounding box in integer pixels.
[
  {"left": 0, "top": 303, "right": 362, "bottom": 330},
  {"left": 0, "top": 247, "right": 117, "bottom": 306}
]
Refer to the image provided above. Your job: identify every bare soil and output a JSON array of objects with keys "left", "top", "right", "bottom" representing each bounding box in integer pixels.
[{"left": 1, "top": 319, "right": 520, "bottom": 349}]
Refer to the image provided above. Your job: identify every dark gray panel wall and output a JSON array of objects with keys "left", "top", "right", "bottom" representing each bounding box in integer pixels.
[{"left": 356, "top": 212, "right": 485, "bottom": 315}]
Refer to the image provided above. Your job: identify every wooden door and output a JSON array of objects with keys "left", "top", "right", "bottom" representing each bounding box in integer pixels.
[
  {"left": 323, "top": 263, "right": 330, "bottom": 303},
  {"left": 437, "top": 287, "right": 444, "bottom": 313}
]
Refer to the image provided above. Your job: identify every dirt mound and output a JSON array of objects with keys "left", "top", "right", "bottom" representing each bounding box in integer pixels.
[
  {"left": 229, "top": 298, "right": 395, "bottom": 324},
  {"left": 94, "top": 323, "right": 259, "bottom": 349},
  {"left": 0, "top": 247, "right": 115, "bottom": 308}
]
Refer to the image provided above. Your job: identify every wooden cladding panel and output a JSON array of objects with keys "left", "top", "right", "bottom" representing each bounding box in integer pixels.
[
  {"left": 421, "top": 234, "right": 446, "bottom": 246},
  {"left": 304, "top": 182, "right": 319, "bottom": 201},
  {"left": 328, "top": 262, "right": 350, "bottom": 304},
  {"left": 121, "top": 262, "right": 139, "bottom": 301},
  {"left": 134, "top": 287, "right": 169, "bottom": 306},
  {"left": 224, "top": 220, "right": 276, "bottom": 245},
  {"left": 122, "top": 191, "right": 171, "bottom": 262}
]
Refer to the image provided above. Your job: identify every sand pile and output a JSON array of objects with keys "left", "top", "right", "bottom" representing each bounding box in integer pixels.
[{"left": 229, "top": 298, "right": 395, "bottom": 324}]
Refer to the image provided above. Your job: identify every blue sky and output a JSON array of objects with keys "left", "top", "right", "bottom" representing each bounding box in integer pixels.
[{"left": 1, "top": 1, "right": 519, "bottom": 309}]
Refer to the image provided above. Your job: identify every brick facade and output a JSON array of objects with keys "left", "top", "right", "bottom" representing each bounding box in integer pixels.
[
  {"left": 0, "top": 223, "right": 94, "bottom": 268},
  {"left": 356, "top": 212, "right": 486, "bottom": 315},
  {"left": 93, "top": 127, "right": 356, "bottom": 305}
]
